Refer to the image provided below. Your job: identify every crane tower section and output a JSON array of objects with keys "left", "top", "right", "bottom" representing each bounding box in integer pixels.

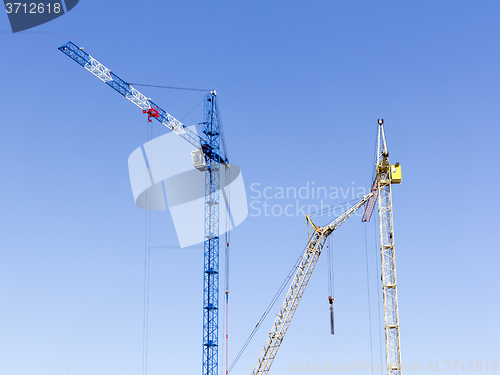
[
  {"left": 202, "top": 91, "right": 221, "bottom": 375},
  {"left": 376, "top": 119, "right": 402, "bottom": 375}
]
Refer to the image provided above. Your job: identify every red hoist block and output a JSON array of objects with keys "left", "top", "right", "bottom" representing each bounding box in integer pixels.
[{"left": 143, "top": 108, "right": 160, "bottom": 122}]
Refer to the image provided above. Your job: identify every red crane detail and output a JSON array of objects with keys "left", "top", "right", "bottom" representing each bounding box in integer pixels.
[{"left": 143, "top": 108, "right": 160, "bottom": 122}]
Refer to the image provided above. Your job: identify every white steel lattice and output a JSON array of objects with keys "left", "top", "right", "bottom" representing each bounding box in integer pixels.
[
  {"left": 251, "top": 194, "right": 373, "bottom": 375},
  {"left": 162, "top": 114, "right": 186, "bottom": 134},
  {"left": 125, "top": 87, "right": 150, "bottom": 110},
  {"left": 376, "top": 121, "right": 402, "bottom": 375},
  {"left": 84, "top": 56, "right": 113, "bottom": 83}
]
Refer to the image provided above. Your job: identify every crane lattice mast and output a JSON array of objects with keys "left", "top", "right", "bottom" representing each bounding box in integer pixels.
[
  {"left": 203, "top": 91, "right": 221, "bottom": 375},
  {"left": 250, "top": 119, "right": 404, "bottom": 375},
  {"left": 375, "top": 119, "right": 402, "bottom": 374},
  {"left": 58, "top": 42, "right": 227, "bottom": 375}
]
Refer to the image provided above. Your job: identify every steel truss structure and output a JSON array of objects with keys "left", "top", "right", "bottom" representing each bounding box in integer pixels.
[
  {"left": 58, "top": 42, "right": 215, "bottom": 151},
  {"left": 251, "top": 193, "right": 374, "bottom": 375},
  {"left": 251, "top": 120, "right": 404, "bottom": 375},
  {"left": 202, "top": 91, "right": 221, "bottom": 375},
  {"left": 376, "top": 120, "right": 402, "bottom": 375},
  {"left": 59, "top": 42, "right": 228, "bottom": 375}
]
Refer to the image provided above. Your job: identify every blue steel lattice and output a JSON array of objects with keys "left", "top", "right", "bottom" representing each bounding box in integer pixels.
[
  {"left": 58, "top": 41, "right": 230, "bottom": 375},
  {"left": 202, "top": 91, "right": 221, "bottom": 375},
  {"left": 58, "top": 41, "right": 232, "bottom": 158}
]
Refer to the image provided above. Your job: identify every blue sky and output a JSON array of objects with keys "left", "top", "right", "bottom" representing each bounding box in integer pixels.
[{"left": 1, "top": 1, "right": 499, "bottom": 374}]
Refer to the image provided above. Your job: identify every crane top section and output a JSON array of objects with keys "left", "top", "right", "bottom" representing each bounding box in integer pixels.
[
  {"left": 58, "top": 41, "right": 228, "bottom": 164},
  {"left": 376, "top": 119, "right": 401, "bottom": 185},
  {"left": 362, "top": 119, "right": 401, "bottom": 222}
]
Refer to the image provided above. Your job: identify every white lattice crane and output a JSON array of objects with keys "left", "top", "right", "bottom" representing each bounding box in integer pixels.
[
  {"left": 362, "top": 119, "right": 403, "bottom": 374},
  {"left": 251, "top": 193, "right": 374, "bottom": 375},
  {"left": 251, "top": 119, "right": 403, "bottom": 375}
]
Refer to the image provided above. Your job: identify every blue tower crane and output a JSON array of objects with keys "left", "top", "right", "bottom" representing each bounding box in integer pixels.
[
  {"left": 59, "top": 41, "right": 226, "bottom": 375},
  {"left": 202, "top": 91, "right": 221, "bottom": 375}
]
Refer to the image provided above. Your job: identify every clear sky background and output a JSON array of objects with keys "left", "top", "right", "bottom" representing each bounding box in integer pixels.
[{"left": 1, "top": 1, "right": 499, "bottom": 374}]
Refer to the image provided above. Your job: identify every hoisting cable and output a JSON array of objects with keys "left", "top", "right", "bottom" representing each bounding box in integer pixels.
[
  {"left": 327, "top": 234, "right": 334, "bottom": 335},
  {"left": 373, "top": 216, "right": 384, "bottom": 374},
  {"left": 369, "top": 128, "right": 384, "bottom": 374},
  {"left": 224, "top": 242, "right": 230, "bottom": 375},
  {"left": 142, "top": 118, "right": 153, "bottom": 375},
  {"left": 364, "top": 224, "right": 375, "bottom": 375},
  {"left": 371, "top": 123, "right": 379, "bottom": 184},
  {"left": 180, "top": 99, "right": 204, "bottom": 122},
  {"left": 128, "top": 83, "right": 211, "bottom": 92},
  {"left": 227, "top": 242, "right": 311, "bottom": 374},
  {"left": 224, "top": 166, "right": 231, "bottom": 375},
  {"left": 216, "top": 99, "right": 228, "bottom": 162}
]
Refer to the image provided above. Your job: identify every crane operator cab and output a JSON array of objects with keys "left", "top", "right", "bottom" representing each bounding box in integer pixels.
[
  {"left": 390, "top": 162, "right": 402, "bottom": 184},
  {"left": 191, "top": 149, "right": 207, "bottom": 171}
]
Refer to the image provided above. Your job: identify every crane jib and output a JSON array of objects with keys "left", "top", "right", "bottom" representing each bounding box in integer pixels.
[
  {"left": 58, "top": 41, "right": 228, "bottom": 163},
  {"left": 251, "top": 192, "right": 373, "bottom": 375}
]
